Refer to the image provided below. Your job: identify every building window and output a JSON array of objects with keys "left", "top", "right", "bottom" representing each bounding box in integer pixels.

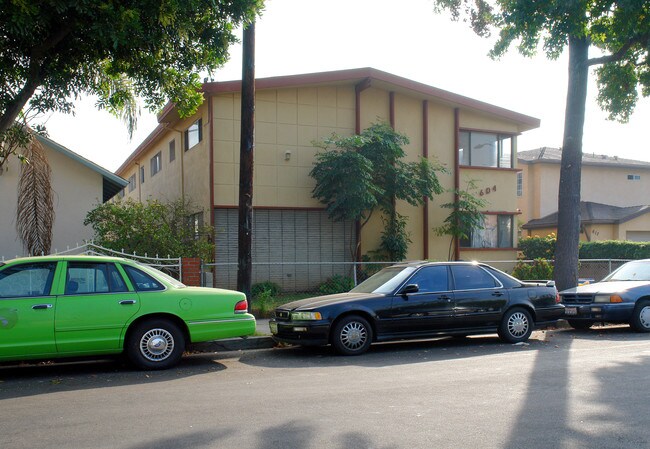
[
  {"left": 169, "top": 140, "right": 176, "bottom": 162},
  {"left": 627, "top": 174, "right": 641, "bottom": 180},
  {"left": 139, "top": 166, "right": 145, "bottom": 184},
  {"left": 516, "top": 172, "right": 523, "bottom": 197},
  {"left": 184, "top": 118, "right": 203, "bottom": 151},
  {"left": 459, "top": 131, "right": 513, "bottom": 168},
  {"left": 188, "top": 212, "right": 204, "bottom": 240},
  {"left": 128, "top": 174, "right": 136, "bottom": 193},
  {"left": 117, "top": 189, "right": 125, "bottom": 199},
  {"left": 150, "top": 151, "right": 162, "bottom": 176},
  {"left": 460, "top": 214, "right": 513, "bottom": 248}
]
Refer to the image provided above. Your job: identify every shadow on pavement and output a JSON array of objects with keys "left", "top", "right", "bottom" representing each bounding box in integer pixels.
[{"left": 0, "top": 355, "right": 226, "bottom": 400}]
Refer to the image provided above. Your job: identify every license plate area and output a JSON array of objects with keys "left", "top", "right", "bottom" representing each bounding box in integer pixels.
[
  {"left": 565, "top": 307, "right": 578, "bottom": 316},
  {"left": 270, "top": 321, "right": 278, "bottom": 334}
]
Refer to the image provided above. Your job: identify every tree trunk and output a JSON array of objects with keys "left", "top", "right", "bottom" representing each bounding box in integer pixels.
[
  {"left": 555, "top": 36, "right": 589, "bottom": 291},
  {"left": 237, "top": 22, "right": 255, "bottom": 304}
]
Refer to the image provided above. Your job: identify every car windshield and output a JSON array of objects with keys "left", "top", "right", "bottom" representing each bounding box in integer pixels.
[
  {"left": 602, "top": 261, "right": 650, "bottom": 282},
  {"left": 136, "top": 262, "right": 186, "bottom": 288},
  {"left": 350, "top": 266, "right": 417, "bottom": 294}
]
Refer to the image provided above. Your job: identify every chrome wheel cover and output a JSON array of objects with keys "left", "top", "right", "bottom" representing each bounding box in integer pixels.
[
  {"left": 639, "top": 306, "right": 650, "bottom": 329},
  {"left": 507, "top": 312, "right": 529, "bottom": 338},
  {"left": 340, "top": 321, "right": 368, "bottom": 350},
  {"left": 140, "top": 328, "right": 174, "bottom": 362}
]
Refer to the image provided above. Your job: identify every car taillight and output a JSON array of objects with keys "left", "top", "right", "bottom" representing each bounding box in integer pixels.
[
  {"left": 556, "top": 293, "right": 561, "bottom": 304},
  {"left": 235, "top": 299, "right": 248, "bottom": 314}
]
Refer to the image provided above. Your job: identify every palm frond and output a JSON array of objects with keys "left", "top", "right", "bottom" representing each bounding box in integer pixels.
[{"left": 16, "top": 136, "right": 54, "bottom": 255}]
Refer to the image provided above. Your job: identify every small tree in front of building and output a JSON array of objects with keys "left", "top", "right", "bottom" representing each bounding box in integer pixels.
[
  {"left": 84, "top": 199, "right": 214, "bottom": 262},
  {"left": 434, "top": 180, "right": 487, "bottom": 260},
  {"left": 310, "top": 122, "right": 445, "bottom": 261}
]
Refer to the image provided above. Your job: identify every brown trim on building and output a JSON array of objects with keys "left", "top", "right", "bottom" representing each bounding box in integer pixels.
[
  {"left": 389, "top": 92, "right": 395, "bottom": 128},
  {"left": 459, "top": 166, "right": 521, "bottom": 173},
  {"left": 208, "top": 96, "right": 215, "bottom": 227},
  {"left": 422, "top": 100, "right": 429, "bottom": 260},
  {"left": 213, "top": 205, "right": 326, "bottom": 211},
  {"left": 453, "top": 108, "right": 460, "bottom": 261},
  {"left": 459, "top": 247, "right": 518, "bottom": 252},
  {"left": 355, "top": 78, "right": 371, "bottom": 134},
  {"left": 460, "top": 127, "right": 521, "bottom": 136}
]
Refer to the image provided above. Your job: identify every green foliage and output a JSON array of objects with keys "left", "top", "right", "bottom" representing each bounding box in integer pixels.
[
  {"left": 518, "top": 234, "right": 557, "bottom": 260},
  {"left": 84, "top": 198, "right": 214, "bottom": 261},
  {"left": 0, "top": 0, "right": 263, "bottom": 137},
  {"left": 434, "top": 180, "right": 487, "bottom": 260},
  {"left": 310, "top": 122, "right": 445, "bottom": 260},
  {"left": 251, "top": 281, "right": 281, "bottom": 299},
  {"left": 433, "top": 0, "right": 650, "bottom": 122},
  {"left": 319, "top": 275, "right": 355, "bottom": 295},
  {"left": 579, "top": 240, "right": 650, "bottom": 260},
  {"left": 511, "top": 258, "right": 554, "bottom": 281}
]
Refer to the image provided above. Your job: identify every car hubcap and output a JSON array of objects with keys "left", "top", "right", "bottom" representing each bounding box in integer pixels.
[
  {"left": 640, "top": 306, "right": 650, "bottom": 329},
  {"left": 140, "top": 328, "right": 174, "bottom": 361},
  {"left": 508, "top": 312, "right": 529, "bottom": 337},
  {"left": 340, "top": 322, "right": 367, "bottom": 350}
]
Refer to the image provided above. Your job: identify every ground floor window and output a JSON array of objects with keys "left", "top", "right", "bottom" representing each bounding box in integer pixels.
[{"left": 460, "top": 214, "right": 513, "bottom": 249}]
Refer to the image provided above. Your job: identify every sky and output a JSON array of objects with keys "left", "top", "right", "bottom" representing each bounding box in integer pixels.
[{"left": 44, "top": 0, "right": 650, "bottom": 172}]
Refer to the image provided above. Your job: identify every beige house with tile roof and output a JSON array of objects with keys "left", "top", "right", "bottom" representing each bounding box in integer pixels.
[{"left": 518, "top": 148, "right": 650, "bottom": 241}]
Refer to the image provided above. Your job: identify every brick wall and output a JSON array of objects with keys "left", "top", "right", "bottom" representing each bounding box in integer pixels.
[{"left": 181, "top": 257, "right": 201, "bottom": 286}]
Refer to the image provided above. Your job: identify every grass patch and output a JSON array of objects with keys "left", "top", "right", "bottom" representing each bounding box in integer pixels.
[{"left": 250, "top": 292, "right": 314, "bottom": 318}]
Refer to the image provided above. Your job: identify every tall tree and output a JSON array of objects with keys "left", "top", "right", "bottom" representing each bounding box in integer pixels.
[
  {"left": 433, "top": 0, "right": 650, "bottom": 290},
  {"left": 311, "top": 122, "right": 445, "bottom": 261},
  {"left": 0, "top": 0, "right": 262, "bottom": 142}
]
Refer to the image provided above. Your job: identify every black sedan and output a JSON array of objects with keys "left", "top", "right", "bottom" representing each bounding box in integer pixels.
[
  {"left": 560, "top": 259, "right": 650, "bottom": 331},
  {"left": 269, "top": 261, "right": 563, "bottom": 355}
]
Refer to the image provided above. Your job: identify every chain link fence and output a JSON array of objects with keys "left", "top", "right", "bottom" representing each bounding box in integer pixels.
[{"left": 202, "top": 258, "right": 630, "bottom": 297}]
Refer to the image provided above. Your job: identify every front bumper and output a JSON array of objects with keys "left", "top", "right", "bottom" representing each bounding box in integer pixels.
[
  {"left": 562, "top": 303, "right": 635, "bottom": 322},
  {"left": 269, "top": 318, "right": 330, "bottom": 346}
]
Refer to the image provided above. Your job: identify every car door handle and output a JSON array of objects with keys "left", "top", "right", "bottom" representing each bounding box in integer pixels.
[
  {"left": 32, "top": 304, "right": 53, "bottom": 310},
  {"left": 438, "top": 295, "right": 452, "bottom": 302},
  {"left": 119, "top": 300, "right": 137, "bottom": 305},
  {"left": 492, "top": 292, "right": 504, "bottom": 297}
]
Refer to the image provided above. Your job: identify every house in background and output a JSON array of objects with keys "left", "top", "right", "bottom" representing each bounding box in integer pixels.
[
  {"left": 522, "top": 202, "right": 650, "bottom": 242},
  {"left": 116, "top": 68, "right": 539, "bottom": 289},
  {"left": 0, "top": 134, "right": 127, "bottom": 258},
  {"left": 518, "top": 147, "right": 650, "bottom": 241}
]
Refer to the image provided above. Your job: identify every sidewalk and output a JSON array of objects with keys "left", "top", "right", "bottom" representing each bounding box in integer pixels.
[{"left": 191, "top": 317, "right": 275, "bottom": 354}]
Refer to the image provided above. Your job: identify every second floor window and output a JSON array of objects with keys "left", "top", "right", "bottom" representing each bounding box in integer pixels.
[
  {"left": 169, "top": 140, "right": 176, "bottom": 162},
  {"left": 128, "top": 174, "right": 136, "bottom": 193},
  {"left": 151, "top": 151, "right": 162, "bottom": 176},
  {"left": 516, "top": 172, "right": 523, "bottom": 197},
  {"left": 459, "top": 131, "right": 513, "bottom": 168},
  {"left": 140, "top": 166, "right": 145, "bottom": 184},
  {"left": 184, "top": 118, "right": 203, "bottom": 151}
]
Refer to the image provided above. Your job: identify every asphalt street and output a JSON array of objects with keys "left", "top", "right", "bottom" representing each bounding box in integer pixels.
[{"left": 1, "top": 325, "right": 649, "bottom": 449}]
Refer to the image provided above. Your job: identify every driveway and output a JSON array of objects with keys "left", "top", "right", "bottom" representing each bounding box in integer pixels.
[{"left": 1, "top": 326, "right": 649, "bottom": 449}]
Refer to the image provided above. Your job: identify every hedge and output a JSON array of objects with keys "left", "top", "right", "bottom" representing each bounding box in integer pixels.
[{"left": 518, "top": 235, "right": 650, "bottom": 260}]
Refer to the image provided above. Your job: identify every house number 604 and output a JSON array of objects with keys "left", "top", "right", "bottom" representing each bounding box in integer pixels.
[{"left": 479, "top": 185, "right": 497, "bottom": 196}]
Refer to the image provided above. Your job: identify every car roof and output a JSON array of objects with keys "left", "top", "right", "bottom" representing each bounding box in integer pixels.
[
  {"left": 388, "top": 260, "right": 487, "bottom": 269},
  {"left": 1, "top": 254, "right": 130, "bottom": 265}
]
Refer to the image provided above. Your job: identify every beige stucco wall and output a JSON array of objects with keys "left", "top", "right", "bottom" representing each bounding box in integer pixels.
[
  {"left": 616, "top": 214, "right": 650, "bottom": 240},
  {"left": 0, "top": 143, "right": 103, "bottom": 258},
  {"left": 213, "top": 86, "right": 356, "bottom": 207}
]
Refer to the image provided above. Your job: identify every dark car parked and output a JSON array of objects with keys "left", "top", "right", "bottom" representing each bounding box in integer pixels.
[
  {"left": 270, "top": 261, "right": 563, "bottom": 355},
  {"left": 560, "top": 259, "right": 650, "bottom": 332}
]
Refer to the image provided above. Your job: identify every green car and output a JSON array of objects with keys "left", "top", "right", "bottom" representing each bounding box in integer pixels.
[{"left": 0, "top": 255, "right": 255, "bottom": 369}]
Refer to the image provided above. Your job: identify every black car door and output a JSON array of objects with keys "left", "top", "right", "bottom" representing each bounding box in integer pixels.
[
  {"left": 450, "top": 265, "right": 508, "bottom": 327},
  {"left": 387, "top": 265, "right": 455, "bottom": 335}
]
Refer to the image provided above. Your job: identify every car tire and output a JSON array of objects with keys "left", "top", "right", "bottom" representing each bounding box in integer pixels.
[
  {"left": 331, "top": 315, "right": 373, "bottom": 356},
  {"left": 567, "top": 319, "right": 593, "bottom": 330},
  {"left": 498, "top": 307, "right": 533, "bottom": 343},
  {"left": 126, "top": 319, "right": 185, "bottom": 370},
  {"left": 630, "top": 300, "right": 650, "bottom": 332}
]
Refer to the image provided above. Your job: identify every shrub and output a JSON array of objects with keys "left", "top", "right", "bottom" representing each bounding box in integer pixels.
[
  {"left": 318, "top": 275, "right": 355, "bottom": 295},
  {"left": 518, "top": 234, "right": 556, "bottom": 259},
  {"left": 578, "top": 240, "right": 650, "bottom": 259},
  {"left": 511, "top": 258, "right": 554, "bottom": 281},
  {"left": 251, "top": 281, "right": 281, "bottom": 299}
]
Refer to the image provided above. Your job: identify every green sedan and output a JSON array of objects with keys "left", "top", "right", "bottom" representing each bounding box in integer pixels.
[{"left": 0, "top": 255, "right": 255, "bottom": 369}]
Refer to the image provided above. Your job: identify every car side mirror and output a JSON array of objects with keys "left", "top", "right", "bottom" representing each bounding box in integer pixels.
[{"left": 400, "top": 284, "right": 419, "bottom": 296}]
